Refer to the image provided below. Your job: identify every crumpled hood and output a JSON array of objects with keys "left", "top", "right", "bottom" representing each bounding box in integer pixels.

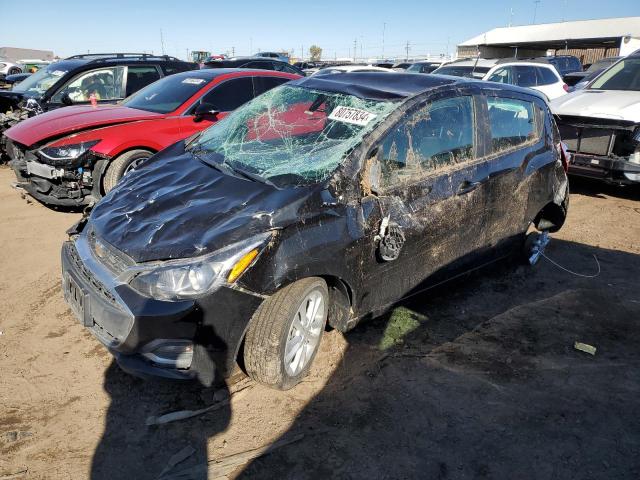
[
  {"left": 89, "top": 142, "right": 314, "bottom": 263},
  {"left": 551, "top": 89, "right": 640, "bottom": 123},
  {"left": 5, "top": 104, "right": 162, "bottom": 147}
]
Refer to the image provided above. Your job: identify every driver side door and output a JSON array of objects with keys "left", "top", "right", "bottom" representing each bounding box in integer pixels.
[
  {"left": 49, "top": 66, "right": 126, "bottom": 107},
  {"left": 356, "top": 92, "right": 492, "bottom": 313}
]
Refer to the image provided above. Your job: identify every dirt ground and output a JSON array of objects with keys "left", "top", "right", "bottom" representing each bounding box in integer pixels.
[{"left": 1, "top": 165, "right": 639, "bottom": 480}]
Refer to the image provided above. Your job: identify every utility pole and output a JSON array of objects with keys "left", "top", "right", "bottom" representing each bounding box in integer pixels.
[
  {"left": 301, "top": 44, "right": 304, "bottom": 61},
  {"left": 509, "top": 7, "right": 514, "bottom": 27},
  {"left": 160, "top": 29, "right": 166, "bottom": 55},
  {"left": 382, "top": 22, "right": 386, "bottom": 60},
  {"left": 353, "top": 38, "right": 357, "bottom": 62},
  {"left": 232, "top": 46, "right": 235, "bottom": 57},
  {"left": 405, "top": 41, "right": 410, "bottom": 61},
  {"left": 533, "top": 0, "right": 541, "bottom": 24}
]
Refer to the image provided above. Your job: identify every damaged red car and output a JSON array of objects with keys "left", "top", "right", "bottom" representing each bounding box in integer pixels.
[
  {"left": 5, "top": 68, "right": 300, "bottom": 206},
  {"left": 62, "top": 73, "right": 569, "bottom": 389}
]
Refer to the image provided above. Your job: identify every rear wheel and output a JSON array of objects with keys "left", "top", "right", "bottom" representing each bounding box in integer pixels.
[
  {"left": 102, "top": 149, "right": 153, "bottom": 193},
  {"left": 244, "top": 277, "right": 328, "bottom": 390}
]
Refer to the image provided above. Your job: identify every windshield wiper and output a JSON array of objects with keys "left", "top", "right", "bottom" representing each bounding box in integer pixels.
[
  {"left": 228, "top": 165, "right": 277, "bottom": 188},
  {"left": 191, "top": 150, "right": 277, "bottom": 187}
]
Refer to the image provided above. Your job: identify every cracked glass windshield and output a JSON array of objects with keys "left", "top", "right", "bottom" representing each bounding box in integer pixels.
[{"left": 189, "top": 84, "right": 398, "bottom": 187}]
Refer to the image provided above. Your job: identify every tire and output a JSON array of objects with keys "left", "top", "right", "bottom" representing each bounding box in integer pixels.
[
  {"left": 102, "top": 149, "right": 153, "bottom": 193},
  {"left": 244, "top": 277, "right": 328, "bottom": 390},
  {"left": 8, "top": 67, "right": 21, "bottom": 75}
]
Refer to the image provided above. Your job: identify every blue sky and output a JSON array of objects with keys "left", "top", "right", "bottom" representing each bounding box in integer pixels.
[{"left": 2, "top": 0, "right": 639, "bottom": 60}]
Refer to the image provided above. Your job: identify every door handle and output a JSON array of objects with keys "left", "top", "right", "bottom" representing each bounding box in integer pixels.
[{"left": 457, "top": 180, "right": 481, "bottom": 195}]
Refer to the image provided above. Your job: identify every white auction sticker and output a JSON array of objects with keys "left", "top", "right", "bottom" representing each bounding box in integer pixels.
[
  {"left": 51, "top": 70, "right": 66, "bottom": 77},
  {"left": 328, "top": 106, "right": 376, "bottom": 126},
  {"left": 182, "top": 78, "right": 206, "bottom": 85}
]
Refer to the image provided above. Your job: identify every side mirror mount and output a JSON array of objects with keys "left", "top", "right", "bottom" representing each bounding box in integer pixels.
[
  {"left": 193, "top": 102, "right": 220, "bottom": 122},
  {"left": 61, "top": 92, "right": 73, "bottom": 106}
]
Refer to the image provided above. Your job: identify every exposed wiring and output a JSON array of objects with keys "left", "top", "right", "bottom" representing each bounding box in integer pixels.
[{"left": 540, "top": 251, "right": 601, "bottom": 278}]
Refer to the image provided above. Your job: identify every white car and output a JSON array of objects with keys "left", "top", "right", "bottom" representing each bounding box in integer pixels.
[
  {"left": 0, "top": 58, "right": 23, "bottom": 78},
  {"left": 312, "top": 65, "right": 392, "bottom": 76},
  {"left": 551, "top": 52, "right": 640, "bottom": 184},
  {"left": 484, "top": 62, "right": 569, "bottom": 100}
]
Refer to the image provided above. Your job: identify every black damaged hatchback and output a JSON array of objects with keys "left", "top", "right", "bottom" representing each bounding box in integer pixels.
[{"left": 62, "top": 73, "right": 569, "bottom": 389}]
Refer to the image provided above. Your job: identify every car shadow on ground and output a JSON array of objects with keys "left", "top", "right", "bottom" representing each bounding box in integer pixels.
[
  {"left": 90, "top": 338, "right": 233, "bottom": 480},
  {"left": 569, "top": 176, "right": 640, "bottom": 201},
  {"left": 235, "top": 238, "right": 640, "bottom": 479}
]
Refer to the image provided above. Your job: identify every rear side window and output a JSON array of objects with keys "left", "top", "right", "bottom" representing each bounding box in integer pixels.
[
  {"left": 536, "top": 67, "right": 558, "bottom": 85},
  {"left": 126, "top": 66, "right": 161, "bottom": 97},
  {"left": 161, "top": 64, "right": 191, "bottom": 76},
  {"left": 199, "top": 77, "right": 254, "bottom": 111},
  {"left": 514, "top": 66, "right": 537, "bottom": 87},
  {"left": 487, "top": 97, "right": 540, "bottom": 152},
  {"left": 253, "top": 76, "right": 290, "bottom": 97},
  {"left": 375, "top": 95, "right": 475, "bottom": 189},
  {"left": 273, "top": 63, "right": 299, "bottom": 75}
]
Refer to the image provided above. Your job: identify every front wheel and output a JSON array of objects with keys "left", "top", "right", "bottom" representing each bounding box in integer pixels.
[
  {"left": 244, "top": 277, "right": 328, "bottom": 390},
  {"left": 102, "top": 149, "right": 153, "bottom": 193}
]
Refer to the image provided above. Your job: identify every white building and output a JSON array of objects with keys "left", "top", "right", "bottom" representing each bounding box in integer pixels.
[{"left": 457, "top": 17, "right": 640, "bottom": 63}]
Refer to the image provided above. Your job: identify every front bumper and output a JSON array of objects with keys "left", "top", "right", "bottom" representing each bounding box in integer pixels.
[
  {"left": 568, "top": 153, "right": 640, "bottom": 185},
  {"left": 10, "top": 157, "right": 96, "bottom": 207},
  {"left": 61, "top": 235, "right": 264, "bottom": 384}
]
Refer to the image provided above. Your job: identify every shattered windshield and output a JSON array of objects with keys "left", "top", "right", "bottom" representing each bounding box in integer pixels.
[
  {"left": 189, "top": 85, "right": 398, "bottom": 187},
  {"left": 12, "top": 66, "right": 67, "bottom": 96},
  {"left": 589, "top": 58, "right": 640, "bottom": 92}
]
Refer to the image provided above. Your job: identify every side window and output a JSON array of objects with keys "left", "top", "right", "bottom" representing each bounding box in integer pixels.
[
  {"left": 374, "top": 96, "right": 475, "bottom": 189},
  {"left": 487, "top": 97, "right": 540, "bottom": 152},
  {"left": 536, "top": 67, "right": 558, "bottom": 85},
  {"left": 253, "top": 76, "right": 290, "bottom": 97},
  {"left": 126, "top": 66, "right": 161, "bottom": 97},
  {"left": 198, "top": 77, "right": 254, "bottom": 111},
  {"left": 487, "top": 67, "right": 513, "bottom": 84},
  {"left": 161, "top": 64, "right": 185, "bottom": 76},
  {"left": 51, "top": 67, "right": 124, "bottom": 103},
  {"left": 514, "top": 66, "right": 538, "bottom": 87}
]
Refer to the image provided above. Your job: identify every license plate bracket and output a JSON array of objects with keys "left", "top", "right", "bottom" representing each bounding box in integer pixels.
[{"left": 64, "top": 274, "right": 90, "bottom": 326}]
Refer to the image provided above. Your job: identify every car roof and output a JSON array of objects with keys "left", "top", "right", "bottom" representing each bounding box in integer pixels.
[
  {"left": 167, "top": 68, "right": 289, "bottom": 81},
  {"left": 440, "top": 58, "right": 499, "bottom": 68},
  {"left": 290, "top": 72, "right": 465, "bottom": 100}
]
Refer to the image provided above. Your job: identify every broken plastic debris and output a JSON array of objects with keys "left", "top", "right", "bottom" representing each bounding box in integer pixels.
[{"left": 574, "top": 342, "right": 596, "bottom": 355}]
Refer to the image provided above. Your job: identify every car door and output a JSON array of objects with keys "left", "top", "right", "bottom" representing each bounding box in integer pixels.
[
  {"left": 534, "top": 66, "right": 565, "bottom": 100},
  {"left": 480, "top": 91, "right": 549, "bottom": 248},
  {"left": 178, "top": 76, "right": 256, "bottom": 137},
  {"left": 355, "top": 91, "right": 493, "bottom": 313}
]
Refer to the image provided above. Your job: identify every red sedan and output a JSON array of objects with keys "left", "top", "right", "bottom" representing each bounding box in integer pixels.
[{"left": 5, "top": 68, "right": 300, "bottom": 207}]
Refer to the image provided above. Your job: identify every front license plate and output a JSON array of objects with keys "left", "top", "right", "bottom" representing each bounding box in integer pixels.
[{"left": 64, "top": 274, "right": 88, "bottom": 325}]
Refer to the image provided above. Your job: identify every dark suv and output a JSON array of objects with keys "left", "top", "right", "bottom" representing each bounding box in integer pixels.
[
  {"left": 203, "top": 57, "right": 304, "bottom": 76},
  {"left": 62, "top": 73, "right": 569, "bottom": 390},
  {"left": 541, "top": 55, "right": 582, "bottom": 77},
  {"left": 0, "top": 53, "right": 197, "bottom": 159}
]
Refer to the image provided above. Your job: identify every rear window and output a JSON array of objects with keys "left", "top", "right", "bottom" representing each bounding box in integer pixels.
[
  {"left": 487, "top": 97, "right": 541, "bottom": 152},
  {"left": 434, "top": 65, "right": 490, "bottom": 79}
]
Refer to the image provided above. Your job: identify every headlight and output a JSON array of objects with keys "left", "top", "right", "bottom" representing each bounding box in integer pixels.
[
  {"left": 128, "top": 233, "right": 271, "bottom": 301},
  {"left": 38, "top": 140, "right": 100, "bottom": 162}
]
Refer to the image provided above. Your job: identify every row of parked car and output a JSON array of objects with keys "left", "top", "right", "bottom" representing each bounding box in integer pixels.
[{"left": 0, "top": 48, "right": 636, "bottom": 391}]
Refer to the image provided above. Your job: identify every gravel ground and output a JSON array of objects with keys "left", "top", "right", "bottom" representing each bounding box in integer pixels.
[{"left": 0, "top": 166, "right": 639, "bottom": 479}]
